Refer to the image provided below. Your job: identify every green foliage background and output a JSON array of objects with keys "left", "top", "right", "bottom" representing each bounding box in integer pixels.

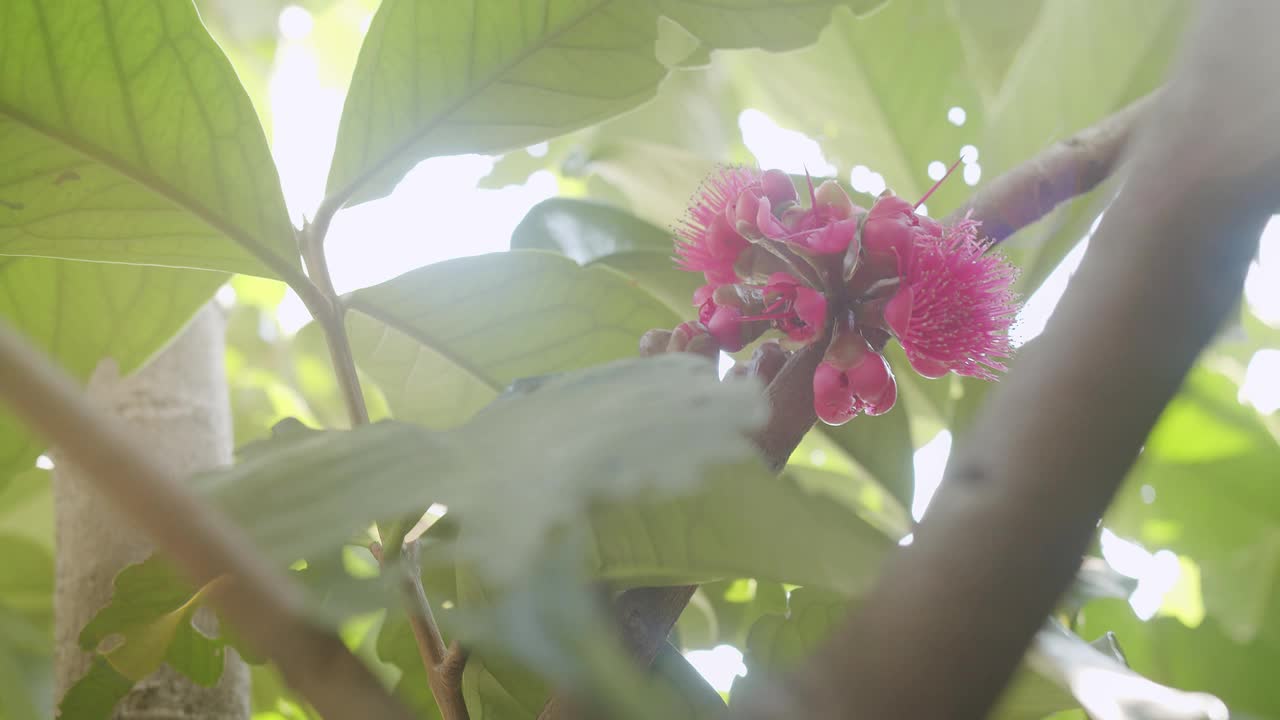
[{"left": 1, "top": 1, "right": 1277, "bottom": 719}]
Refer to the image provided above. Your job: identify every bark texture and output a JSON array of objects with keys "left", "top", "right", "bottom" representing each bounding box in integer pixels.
[{"left": 53, "top": 304, "right": 249, "bottom": 718}]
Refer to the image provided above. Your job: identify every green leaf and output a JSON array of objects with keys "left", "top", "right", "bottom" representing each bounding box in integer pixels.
[
  {"left": 344, "top": 250, "right": 679, "bottom": 430},
  {"left": 678, "top": 579, "right": 787, "bottom": 651},
  {"left": 56, "top": 658, "right": 134, "bottom": 720},
  {"left": 510, "top": 198, "right": 701, "bottom": 317},
  {"left": 587, "top": 464, "right": 892, "bottom": 594},
  {"left": 944, "top": 0, "right": 1044, "bottom": 103},
  {"left": 657, "top": 0, "right": 886, "bottom": 52},
  {"left": 201, "top": 355, "right": 768, "bottom": 584},
  {"left": 0, "top": 258, "right": 225, "bottom": 484},
  {"left": 0, "top": 2, "right": 297, "bottom": 278},
  {"left": 76, "top": 556, "right": 226, "bottom": 685},
  {"left": 820, "top": 391, "right": 916, "bottom": 514},
  {"left": 327, "top": 0, "right": 884, "bottom": 207}
]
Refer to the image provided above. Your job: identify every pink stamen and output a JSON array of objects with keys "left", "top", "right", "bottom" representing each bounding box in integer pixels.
[{"left": 915, "top": 156, "right": 964, "bottom": 209}]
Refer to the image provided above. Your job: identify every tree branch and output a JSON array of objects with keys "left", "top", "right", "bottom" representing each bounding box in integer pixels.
[
  {"left": 297, "top": 217, "right": 466, "bottom": 717},
  {"left": 0, "top": 320, "right": 412, "bottom": 720},
  {"left": 950, "top": 92, "right": 1155, "bottom": 244},
  {"left": 734, "top": 3, "right": 1280, "bottom": 718}
]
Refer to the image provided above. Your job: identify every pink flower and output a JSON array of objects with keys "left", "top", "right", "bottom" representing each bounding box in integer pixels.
[
  {"left": 757, "top": 179, "right": 864, "bottom": 256},
  {"left": 883, "top": 216, "right": 1018, "bottom": 380},
  {"left": 675, "top": 166, "right": 762, "bottom": 284},
  {"left": 812, "top": 330, "right": 898, "bottom": 424}
]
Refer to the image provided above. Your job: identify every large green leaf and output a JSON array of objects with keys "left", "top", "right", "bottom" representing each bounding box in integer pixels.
[
  {"left": 0, "top": 1, "right": 298, "bottom": 279},
  {"left": 200, "top": 355, "right": 767, "bottom": 583},
  {"left": 344, "top": 250, "right": 680, "bottom": 430},
  {"left": 326, "top": 0, "right": 885, "bottom": 208},
  {"left": 510, "top": 197, "right": 701, "bottom": 317},
  {"left": 0, "top": 258, "right": 225, "bottom": 484}
]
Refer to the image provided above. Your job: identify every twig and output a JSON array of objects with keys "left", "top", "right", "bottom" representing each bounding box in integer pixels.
[
  {"left": 949, "top": 92, "right": 1155, "bottom": 245},
  {"left": 372, "top": 541, "right": 471, "bottom": 720},
  {"left": 0, "top": 320, "right": 412, "bottom": 720},
  {"left": 298, "top": 213, "right": 466, "bottom": 716},
  {"left": 734, "top": 3, "right": 1280, "bottom": 718}
]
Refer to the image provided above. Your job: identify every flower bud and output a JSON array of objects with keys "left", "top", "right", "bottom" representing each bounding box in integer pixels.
[
  {"left": 862, "top": 374, "right": 897, "bottom": 416},
  {"left": 813, "top": 361, "right": 860, "bottom": 426},
  {"left": 813, "top": 179, "right": 856, "bottom": 220},
  {"left": 762, "top": 169, "right": 798, "bottom": 206}
]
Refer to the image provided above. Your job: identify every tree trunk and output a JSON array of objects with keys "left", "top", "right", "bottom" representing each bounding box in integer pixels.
[{"left": 52, "top": 303, "right": 249, "bottom": 718}]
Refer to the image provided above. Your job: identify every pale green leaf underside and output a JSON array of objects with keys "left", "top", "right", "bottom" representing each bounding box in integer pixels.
[
  {"left": 0, "top": 257, "right": 225, "bottom": 483},
  {"left": 327, "top": 0, "right": 886, "bottom": 208},
  {"left": 0, "top": 1, "right": 296, "bottom": 278},
  {"left": 345, "top": 250, "right": 679, "bottom": 430}
]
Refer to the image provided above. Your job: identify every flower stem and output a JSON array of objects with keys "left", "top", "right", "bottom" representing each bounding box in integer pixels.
[{"left": 299, "top": 202, "right": 468, "bottom": 719}]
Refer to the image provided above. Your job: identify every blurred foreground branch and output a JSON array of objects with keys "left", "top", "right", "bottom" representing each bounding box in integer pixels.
[{"left": 0, "top": 322, "right": 413, "bottom": 720}]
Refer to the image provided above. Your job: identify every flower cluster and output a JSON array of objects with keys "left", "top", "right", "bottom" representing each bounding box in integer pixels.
[{"left": 673, "top": 165, "right": 1019, "bottom": 425}]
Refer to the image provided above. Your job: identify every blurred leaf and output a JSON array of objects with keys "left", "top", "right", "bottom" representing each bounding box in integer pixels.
[
  {"left": 588, "top": 465, "right": 892, "bottom": 594},
  {"left": 1078, "top": 599, "right": 1280, "bottom": 719},
  {"left": 56, "top": 658, "right": 134, "bottom": 720},
  {"left": 1106, "top": 365, "right": 1280, "bottom": 643},
  {"left": 510, "top": 197, "right": 701, "bottom": 316},
  {"left": 0, "top": 468, "right": 52, "bottom": 551},
  {"left": 344, "top": 250, "right": 679, "bottom": 430},
  {"left": 782, "top": 465, "right": 911, "bottom": 541},
  {"left": 820, "top": 390, "right": 917, "bottom": 514},
  {"left": 201, "top": 355, "right": 768, "bottom": 585},
  {"left": 0, "top": 535, "right": 53, "bottom": 624},
  {"left": 678, "top": 579, "right": 787, "bottom": 651},
  {"left": 0, "top": 258, "right": 224, "bottom": 486},
  {"left": 328, "top": 0, "right": 882, "bottom": 207},
  {"left": 0, "top": 2, "right": 296, "bottom": 278},
  {"left": 0, "top": 643, "right": 45, "bottom": 720}
]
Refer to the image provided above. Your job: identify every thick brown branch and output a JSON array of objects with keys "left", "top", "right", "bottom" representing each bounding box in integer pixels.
[
  {"left": 735, "top": 4, "right": 1280, "bottom": 719},
  {"left": 950, "top": 92, "right": 1155, "bottom": 244},
  {"left": 0, "top": 321, "right": 412, "bottom": 720}
]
